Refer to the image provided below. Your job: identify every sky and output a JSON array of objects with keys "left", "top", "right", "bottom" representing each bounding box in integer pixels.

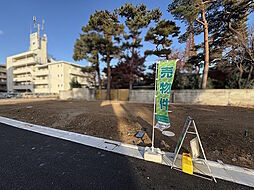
[{"left": 0, "top": 0, "right": 253, "bottom": 71}]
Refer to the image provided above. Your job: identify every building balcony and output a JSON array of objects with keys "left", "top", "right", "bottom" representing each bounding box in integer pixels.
[
  {"left": 34, "top": 79, "right": 48, "bottom": 85},
  {"left": 12, "top": 57, "right": 37, "bottom": 67},
  {"left": 0, "top": 68, "right": 6, "bottom": 73},
  {"left": 69, "top": 69, "right": 86, "bottom": 76},
  {"left": 34, "top": 70, "right": 49, "bottom": 76},
  {"left": 13, "top": 68, "right": 34, "bottom": 75},
  {"left": 13, "top": 84, "right": 33, "bottom": 90},
  {"left": 13, "top": 76, "right": 33, "bottom": 82},
  {"left": 0, "top": 74, "right": 7, "bottom": 79},
  {"left": 0, "top": 86, "right": 7, "bottom": 92}
]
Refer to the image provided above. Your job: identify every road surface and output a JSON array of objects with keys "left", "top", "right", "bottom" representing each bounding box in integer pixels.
[{"left": 0, "top": 123, "right": 250, "bottom": 190}]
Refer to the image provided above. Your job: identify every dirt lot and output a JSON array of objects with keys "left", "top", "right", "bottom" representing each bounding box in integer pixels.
[{"left": 0, "top": 99, "right": 253, "bottom": 169}]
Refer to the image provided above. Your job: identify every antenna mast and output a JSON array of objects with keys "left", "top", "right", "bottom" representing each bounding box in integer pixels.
[
  {"left": 33, "top": 16, "right": 36, "bottom": 29},
  {"left": 42, "top": 19, "right": 45, "bottom": 34}
]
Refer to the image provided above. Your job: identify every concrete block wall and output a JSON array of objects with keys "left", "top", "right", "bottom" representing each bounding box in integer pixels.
[
  {"left": 173, "top": 89, "right": 254, "bottom": 107},
  {"left": 60, "top": 88, "right": 254, "bottom": 107},
  {"left": 173, "top": 90, "right": 229, "bottom": 106},
  {"left": 59, "top": 90, "right": 73, "bottom": 100},
  {"left": 59, "top": 88, "right": 95, "bottom": 101},
  {"left": 130, "top": 89, "right": 254, "bottom": 107},
  {"left": 129, "top": 90, "right": 155, "bottom": 103},
  {"left": 72, "top": 88, "right": 95, "bottom": 101},
  {"left": 129, "top": 90, "right": 174, "bottom": 103}
]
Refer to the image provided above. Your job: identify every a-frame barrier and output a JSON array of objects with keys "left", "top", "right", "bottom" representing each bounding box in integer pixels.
[{"left": 171, "top": 116, "right": 217, "bottom": 182}]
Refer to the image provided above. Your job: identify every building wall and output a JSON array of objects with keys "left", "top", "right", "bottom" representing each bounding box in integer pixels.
[
  {"left": 33, "top": 61, "right": 93, "bottom": 94},
  {"left": 34, "top": 64, "right": 49, "bottom": 93},
  {"left": 48, "top": 62, "right": 65, "bottom": 93},
  {"left": 29, "top": 32, "right": 40, "bottom": 51},
  {"left": 6, "top": 30, "right": 93, "bottom": 94},
  {"left": 6, "top": 57, "right": 14, "bottom": 92},
  {"left": 6, "top": 31, "right": 47, "bottom": 93},
  {"left": 63, "top": 63, "right": 71, "bottom": 90},
  {"left": 6, "top": 51, "right": 37, "bottom": 93},
  {"left": 0, "top": 64, "right": 7, "bottom": 92}
]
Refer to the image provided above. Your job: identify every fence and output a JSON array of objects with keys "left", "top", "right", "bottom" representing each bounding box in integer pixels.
[
  {"left": 172, "top": 89, "right": 254, "bottom": 107},
  {"left": 96, "top": 89, "right": 129, "bottom": 101},
  {"left": 59, "top": 88, "right": 254, "bottom": 107},
  {"left": 129, "top": 89, "right": 254, "bottom": 107},
  {"left": 59, "top": 88, "right": 95, "bottom": 101}
]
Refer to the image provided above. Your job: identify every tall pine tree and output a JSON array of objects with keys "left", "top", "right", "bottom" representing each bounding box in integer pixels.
[
  {"left": 145, "top": 19, "right": 180, "bottom": 59},
  {"left": 208, "top": 0, "right": 254, "bottom": 88},
  {"left": 86, "top": 10, "right": 124, "bottom": 99},
  {"left": 116, "top": 3, "right": 161, "bottom": 90},
  {"left": 73, "top": 27, "right": 103, "bottom": 89},
  {"left": 169, "top": 0, "right": 216, "bottom": 89},
  {"left": 168, "top": 0, "right": 199, "bottom": 59}
]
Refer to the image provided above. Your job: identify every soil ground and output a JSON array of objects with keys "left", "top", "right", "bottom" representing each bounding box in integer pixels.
[{"left": 0, "top": 98, "right": 253, "bottom": 169}]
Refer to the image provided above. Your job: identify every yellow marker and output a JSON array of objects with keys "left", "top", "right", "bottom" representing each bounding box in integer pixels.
[{"left": 182, "top": 153, "right": 193, "bottom": 175}]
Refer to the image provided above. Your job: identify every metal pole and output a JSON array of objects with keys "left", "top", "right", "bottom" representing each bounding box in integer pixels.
[
  {"left": 171, "top": 118, "right": 191, "bottom": 169},
  {"left": 193, "top": 120, "right": 217, "bottom": 183},
  {"left": 151, "top": 62, "right": 158, "bottom": 152}
]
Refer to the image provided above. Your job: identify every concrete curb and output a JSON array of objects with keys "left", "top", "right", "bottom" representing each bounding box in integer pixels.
[{"left": 0, "top": 116, "right": 253, "bottom": 187}]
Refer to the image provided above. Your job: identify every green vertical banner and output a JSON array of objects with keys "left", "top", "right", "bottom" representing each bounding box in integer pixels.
[{"left": 156, "top": 60, "right": 177, "bottom": 125}]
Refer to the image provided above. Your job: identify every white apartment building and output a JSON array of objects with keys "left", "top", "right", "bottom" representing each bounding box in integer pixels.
[{"left": 6, "top": 21, "right": 93, "bottom": 94}]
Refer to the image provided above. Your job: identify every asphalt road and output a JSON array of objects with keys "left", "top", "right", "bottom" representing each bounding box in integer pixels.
[{"left": 0, "top": 123, "right": 251, "bottom": 190}]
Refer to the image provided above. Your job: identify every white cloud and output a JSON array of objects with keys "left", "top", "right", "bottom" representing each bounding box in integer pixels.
[{"left": 0, "top": 30, "right": 3, "bottom": 35}]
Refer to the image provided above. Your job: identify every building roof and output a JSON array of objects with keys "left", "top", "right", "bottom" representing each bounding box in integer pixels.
[
  {"left": 36, "top": 60, "right": 88, "bottom": 69},
  {"left": 7, "top": 51, "right": 36, "bottom": 59},
  {"left": 56, "top": 61, "right": 87, "bottom": 68}
]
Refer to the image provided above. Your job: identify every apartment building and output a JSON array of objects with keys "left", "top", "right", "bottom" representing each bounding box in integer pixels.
[
  {"left": 33, "top": 61, "right": 93, "bottom": 93},
  {"left": 6, "top": 19, "right": 93, "bottom": 94},
  {"left": 0, "top": 64, "right": 7, "bottom": 92}
]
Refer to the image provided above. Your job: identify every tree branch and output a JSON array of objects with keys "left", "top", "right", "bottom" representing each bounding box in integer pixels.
[
  {"left": 196, "top": 19, "right": 205, "bottom": 26},
  {"left": 203, "top": 0, "right": 216, "bottom": 4},
  {"left": 229, "top": 22, "right": 254, "bottom": 64}
]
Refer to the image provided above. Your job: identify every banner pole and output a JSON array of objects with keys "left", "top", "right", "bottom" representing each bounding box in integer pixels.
[{"left": 152, "top": 62, "right": 158, "bottom": 152}]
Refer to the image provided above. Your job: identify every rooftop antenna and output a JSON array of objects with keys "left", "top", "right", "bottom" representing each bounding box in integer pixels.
[
  {"left": 41, "top": 19, "right": 45, "bottom": 33},
  {"left": 37, "top": 23, "right": 40, "bottom": 38},
  {"left": 33, "top": 16, "right": 36, "bottom": 29}
]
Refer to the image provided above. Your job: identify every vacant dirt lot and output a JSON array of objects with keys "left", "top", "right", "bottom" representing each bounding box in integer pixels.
[{"left": 0, "top": 99, "right": 253, "bottom": 169}]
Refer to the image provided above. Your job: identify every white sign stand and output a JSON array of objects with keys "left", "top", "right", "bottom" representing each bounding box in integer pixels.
[
  {"left": 171, "top": 116, "right": 217, "bottom": 182},
  {"left": 144, "top": 62, "right": 163, "bottom": 164}
]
